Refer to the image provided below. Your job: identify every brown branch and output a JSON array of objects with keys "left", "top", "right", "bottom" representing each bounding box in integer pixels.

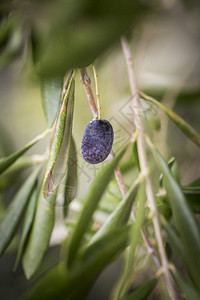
[
  {"left": 80, "top": 68, "right": 98, "bottom": 120},
  {"left": 121, "top": 36, "right": 177, "bottom": 300}
]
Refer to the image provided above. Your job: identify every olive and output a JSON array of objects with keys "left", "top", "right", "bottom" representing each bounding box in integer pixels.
[{"left": 81, "top": 119, "right": 114, "bottom": 164}]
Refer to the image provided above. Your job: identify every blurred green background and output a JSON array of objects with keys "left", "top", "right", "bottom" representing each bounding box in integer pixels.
[{"left": 0, "top": 0, "right": 200, "bottom": 299}]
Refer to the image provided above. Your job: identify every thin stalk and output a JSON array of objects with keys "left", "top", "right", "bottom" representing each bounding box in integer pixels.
[
  {"left": 80, "top": 68, "right": 98, "bottom": 120},
  {"left": 92, "top": 64, "right": 101, "bottom": 119},
  {"left": 121, "top": 36, "right": 177, "bottom": 300}
]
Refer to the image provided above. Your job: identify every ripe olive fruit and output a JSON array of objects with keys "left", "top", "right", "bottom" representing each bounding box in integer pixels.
[{"left": 81, "top": 119, "right": 114, "bottom": 164}]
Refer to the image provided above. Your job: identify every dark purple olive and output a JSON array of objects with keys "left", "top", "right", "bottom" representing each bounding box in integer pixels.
[{"left": 81, "top": 119, "right": 114, "bottom": 164}]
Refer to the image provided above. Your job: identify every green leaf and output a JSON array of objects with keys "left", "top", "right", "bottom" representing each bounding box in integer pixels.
[
  {"left": 143, "top": 100, "right": 161, "bottom": 132},
  {"left": 132, "top": 140, "right": 140, "bottom": 170},
  {"left": 0, "top": 20, "right": 23, "bottom": 70},
  {"left": 89, "top": 173, "right": 143, "bottom": 245},
  {"left": 0, "top": 16, "right": 13, "bottom": 47},
  {"left": 24, "top": 226, "right": 130, "bottom": 300},
  {"left": 22, "top": 186, "right": 58, "bottom": 279},
  {"left": 63, "top": 136, "right": 78, "bottom": 218},
  {"left": 120, "top": 277, "right": 158, "bottom": 300},
  {"left": 107, "top": 180, "right": 122, "bottom": 200},
  {"left": 185, "top": 194, "right": 200, "bottom": 214},
  {"left": 161, "top": 216, "right": 187, "bottom": 267},
  {"left": 43, "top": 71, "right": 75, "bottom": 199},
  {"left": 30, "top": 0, "right": 153, "bottom": 78},
  {"left": 182, "top": 177, "right": 200, "bottom": 194},
  {"left": 0, "top": 122, "right": 15, "bottom": 156},
  {"left": 67, "top": 143, "right": 129, "bottom": 267},
  {"left": 0, "top": 165, "right": 41, "bottom": 256},
  {"left": 184, "top": 177, "right": 200, "bottom": 188},
  {"left": 69, "top": 226, "right": 130, "bottom": 300},
  {"left": 117, "top": 183, "right": 146, "bottom": 298},
  {"left": 182, "top": 178, "right": 200, "bottom": 213},
  {"left": 173, "top": 270, "right": 200, "bottom": 300},
  {"left": 159, "top": 157, "right": 179, "bottom": 188},
  {"left": 149, "top": 144, "right": 200, "bottom": 289},
  {"left": 140, "top": 91, "right": 200, "bottom": 147},
  {"left": 14, "top": 185, "right": 38, "bottom": 270},
  {"left": 41, "top": 77, "right": 63, "bottom": 127},
  {"left": 0, "top": 128, "right": 51, "bottom": 175},
  {"left": 0, "top": 157, "right": 35, "bottom": 191}
]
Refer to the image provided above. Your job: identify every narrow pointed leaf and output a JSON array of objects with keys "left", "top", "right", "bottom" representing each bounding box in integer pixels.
[
  {"left": 117, "top": 183, "right": 146, "bottom": 298},
  {"left": 0, "top": 22, "right": 23, "bottom": 69},
  {"left": 162, "top": 217, "right": 187, "bottom": 266},
  {"left": 90, "top": 173, "right": 143, "bottom": 245},
  {"left": 140, "top": 91, "right": 200, "bottom": 147},
  {"left": 63, "top": 136, "right": 78, "bottom": 217},
  {"left": 0, "top": 157, "right": 35, "bottom": 191},
  {"left": 182, "top": 177, "right": 200, "bottom": 193},
  {"left": 68, "top": 226, "right": 130, "bottom": 300},
  {"left": 150, "top": 145, "right": 200, "bottom": 289},
  {"left": 24, "top": 226, "right": 130, "bottom": 300},
  {"left": 0, "top": 165, "right": 41, "bottom": 256},
  {"left": 182, "top": 177, "right": 200, "bottom": 213},
  {"left": 67, "top": 143, "right": 129, "bottom": 267},
  {"left": 41, "top": 77, "right": 63, "bottom": 127},
  {"left": 43, "top": 71, "right": 75, "bottom": 199},
  {"left": 22, "top": 187, "right": 58, "bottom": 279},
  {"left": 120, "top": 277, "right": 158, "bottom": 300},
  {"left": 173, "top": 270, "right": 200, "bottom": 300},
  {"left": 132, "top": 140, "right": 140, "bottom": 170},
  {"left": 0, "top": 129, "right": 50, "bottom": 175},
  {"left": 14, "top": 185, "right": 38, "bottom": 270}
]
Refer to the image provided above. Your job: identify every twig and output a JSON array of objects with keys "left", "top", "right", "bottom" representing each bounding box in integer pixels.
[
  {"left": 121, "top": 36, "right": 177, "bottom": 300},
  {"left": 92, "top": 65, "right": 101, "bottom": 119},
  {"left": 80, "top": 68, "right": 98, "bottom": 120},
  {"left": 80, "top": 67, "right": 161, "bottom": 273}
]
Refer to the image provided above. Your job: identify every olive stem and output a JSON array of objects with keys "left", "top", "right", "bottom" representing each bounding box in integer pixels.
[
  {"left": 80, "top": 68, "right": 98, "bottom": 120},
  {"left": 121, "top": 35, "right": 177, "bottom": 300},
  {"left": 92, "top": 64, "right": 101, "bottom": 119}
]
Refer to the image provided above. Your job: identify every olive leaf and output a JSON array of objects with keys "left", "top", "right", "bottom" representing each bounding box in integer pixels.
[
  {"left": 116, "top": 183, "right": 146, "bottom": 298},
  {"left": 22, "top": 186, "right": 58, "bottom": 279},
  {"left": 182, "top": 177, "right": 200, "bottom": 213},
  {"left": 63, "top": 136, "right": 78, "bottom": 218},
  {"left": 120, "top": 277, "right": 158, "bottom": 300},
  {"left": 0, "top": 18, "right": 23, "bottom": 69},
  {"left": 140, "top": 91, "right": 200, "bottom": 147},
  {"left": 161, "top": 216, "right": 188, "bottom": 271},
  {"left": 0, "top": 15, "right": 14, "bottom": 47},
  {"left": 0, "top": 128, "right": 51, "bottom": 175},
  {"left": 24, "top": 225, "right": 130, "bottom": 300},
  {"left": 41, "top": 76, "right": 63, "bottom": 127},
  {"left": 89, "top": 173, "right": 143, "bottom": 245},
  {"left": 149, "top": 144, "right": 200, "bottom": 290},
  {"left": 107, "top": 180, "right": 122, "bottom": 200},
  {"left": 0, "top": 157, "right": 35, "bottom": 191},
  {"left": 0, "top": 165, "right": 41, "bottom": 256},
  {"left": 67, "top": 143, "right": 129, "bottom": 267},
  {"left": 132, "top": 140, "right": 140, "bottom": 170},
  {"left": 43, "top": 71, "right": 75, "bottom": 199},
  {"left": 173, "top": 269, "right": 200, "bottom": 300},
  {"left": 14, "top": 185, "right": 38, "bottom": 270},
  {"left": 29, "top": 0, "right": 153, "bottom": 78}
]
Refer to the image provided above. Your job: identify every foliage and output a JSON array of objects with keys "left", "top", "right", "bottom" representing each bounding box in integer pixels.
[{"left": 0, "top": 1, "right": 200, "bottom": 300}]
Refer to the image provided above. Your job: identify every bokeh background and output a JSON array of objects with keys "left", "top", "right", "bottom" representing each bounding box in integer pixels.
[{"left": 0, "top": 0, "right": 200, "bottom": 299}]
